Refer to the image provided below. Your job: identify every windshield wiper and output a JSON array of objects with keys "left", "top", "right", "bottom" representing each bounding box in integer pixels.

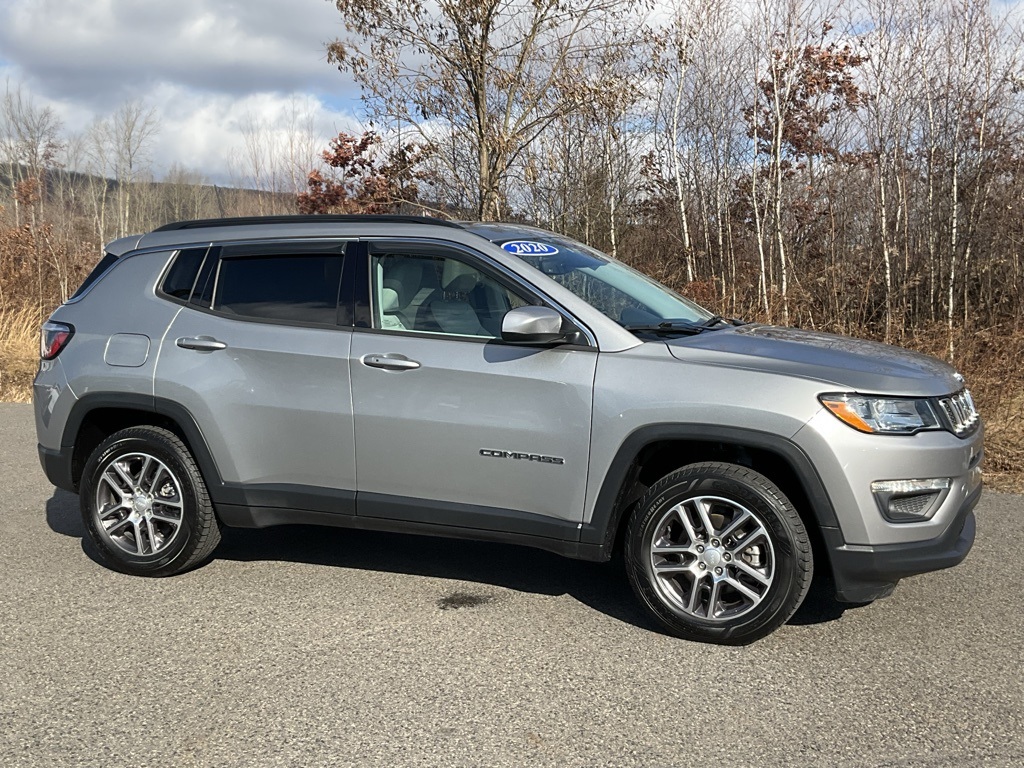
[
  {"left": 701, "top": 315, "right": 750, "bottom": 328},
  {"left": 622, "top": 321, "right": 706, "bottom": 336}
]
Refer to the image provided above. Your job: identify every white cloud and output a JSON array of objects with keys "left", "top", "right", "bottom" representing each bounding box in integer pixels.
[
  {"left": 0, "top": 0, "right": 361, "bottom": 181},
  {"left": 1, "top": 0, "right": 350, "bottom": 103},
  {"left": 150, "top": 86, "right": 364, "bottom": 184}
]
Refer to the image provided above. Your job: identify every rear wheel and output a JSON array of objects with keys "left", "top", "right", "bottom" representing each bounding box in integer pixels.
[
  {"left": 625, "top": 461, "right": 812, "bottom": 644},
  {"left": 80, "top": 426, "right": 221, "bottom": 576}
]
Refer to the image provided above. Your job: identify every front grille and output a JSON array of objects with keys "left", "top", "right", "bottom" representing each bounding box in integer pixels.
[{"left": 938, "top": 389, "right": 980, "bottom": 437}]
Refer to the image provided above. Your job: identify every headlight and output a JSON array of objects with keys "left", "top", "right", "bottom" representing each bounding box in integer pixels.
[{"left": 819, "top": 394, "right": 941, "bottom": 434}]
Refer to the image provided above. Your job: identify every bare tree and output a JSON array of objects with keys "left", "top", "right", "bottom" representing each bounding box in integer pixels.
[
  {"left": 230, "top": 99, "right": 323, "bottom": 215},
  {"left": 0, "top": 80, "right": 63, "bottom": 226},
  {"left": 161, "top": 163, "right": 214, "bottom": 224},
  {"left": 110, "top": 101, "right": 159, "bottom": 237},
  {"left": 83, "top": 118, "right": 114, "bottom": 243},
  {"left": 326, "top": 0, "right": 645, "bottom": 220}
]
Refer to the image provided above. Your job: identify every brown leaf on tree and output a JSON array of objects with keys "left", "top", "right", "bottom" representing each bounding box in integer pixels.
[{"left": 296, "top": 131, "right": 431, "bottom": 215}]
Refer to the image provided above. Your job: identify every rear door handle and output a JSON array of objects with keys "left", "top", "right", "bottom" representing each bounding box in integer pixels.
[
  {"left": 176, "top": 336, "right": 227, "bottom": 352},
  {"left": 361, "top": 353, "right": 421, "bottom": 371}
]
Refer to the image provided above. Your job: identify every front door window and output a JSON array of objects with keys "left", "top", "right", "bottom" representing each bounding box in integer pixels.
[{"left": 371, "top": 247, "right": 528, "bottom": 338}]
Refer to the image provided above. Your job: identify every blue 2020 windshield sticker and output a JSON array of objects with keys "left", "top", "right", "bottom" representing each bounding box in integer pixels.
[{"left": 501, "top": 241, "right": 559, "bottom": 256}]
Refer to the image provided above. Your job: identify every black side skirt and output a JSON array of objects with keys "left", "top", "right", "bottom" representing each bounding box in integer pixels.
[{"left": 215, "top": 488, "right": 602, "bottom": 561}]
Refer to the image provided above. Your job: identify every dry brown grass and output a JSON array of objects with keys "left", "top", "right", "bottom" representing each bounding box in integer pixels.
[{"left": 0, "top": 303, "right": 41, "bottom": 403}]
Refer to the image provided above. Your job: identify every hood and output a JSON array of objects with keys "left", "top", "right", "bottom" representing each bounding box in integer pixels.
[{"left": 664, "top": 324, "right": 963, "bottom": 397}]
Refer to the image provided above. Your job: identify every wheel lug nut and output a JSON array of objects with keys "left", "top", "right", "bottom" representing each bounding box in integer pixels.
[
  {"left": 696, "top": 545, "right": 705, "bottom": 553},
  {"left": 712, "top": 539, "right": 720, "bottom": 547},
  {"left": 715, "top": 567, "right": 723, "bottom": 575},
  {"left": 723, "top": 553, "right": 732, "bottom": 561},
  {"left": 698, "top": 563, "right": 706, "bottom": 570}
]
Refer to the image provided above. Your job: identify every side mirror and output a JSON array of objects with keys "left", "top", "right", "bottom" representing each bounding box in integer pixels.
[{"left": 501, "top": 306, "right": 569, "bottom": 344}]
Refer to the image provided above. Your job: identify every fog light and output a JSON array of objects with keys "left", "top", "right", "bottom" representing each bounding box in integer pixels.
[{"left": 871, "top": 478, "right": 951, "bottom": 522}]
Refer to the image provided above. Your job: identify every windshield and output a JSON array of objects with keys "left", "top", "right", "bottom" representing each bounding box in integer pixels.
[{"left": 497, "top": 235, "right": 714, "bottom": 327}]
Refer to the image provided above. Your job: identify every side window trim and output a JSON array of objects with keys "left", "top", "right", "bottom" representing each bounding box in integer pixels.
[
  {"left": 336, "top": 239, "right": 356, "bottom": 326},
  {"left": 208, "top": 257, "right": 223, "bottom": 310},
  {"left": 352, "top": 241, "right": 372, "bottom": 329},
  {"left": 190, "top": 247, "right": 218, "bottom": 309}
]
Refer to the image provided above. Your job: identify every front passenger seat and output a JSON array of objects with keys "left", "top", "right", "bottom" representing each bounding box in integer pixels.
[{"left": 417, "top": 260, "right": 490, "bottom": 337}]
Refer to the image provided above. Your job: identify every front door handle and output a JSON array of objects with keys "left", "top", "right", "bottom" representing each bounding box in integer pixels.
[
  {"left": 176, "top": 336, "right": 228, "bottom": 352},
  {"left": 361, "top": 353, "right": 421, "bottom": 371}
]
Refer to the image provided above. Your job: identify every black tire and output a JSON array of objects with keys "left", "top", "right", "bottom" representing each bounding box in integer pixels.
[
  {"left": 80, "top": 426, "right": 221, "bottom": 576},
  {"left": 625, "top": 461, "right": 812, "bottom": 645}
]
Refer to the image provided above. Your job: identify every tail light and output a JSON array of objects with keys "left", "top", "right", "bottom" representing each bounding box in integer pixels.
[{"left": 40, "top": 321, "right": 74, "bottom": 360}]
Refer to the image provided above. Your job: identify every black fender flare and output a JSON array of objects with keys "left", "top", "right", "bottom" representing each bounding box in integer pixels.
[
  {"left": 62, "top": 393, "right": 224, "bottom": 492},
  {"left": 580, "top": 423, "right": 842, "bottom": 556}
]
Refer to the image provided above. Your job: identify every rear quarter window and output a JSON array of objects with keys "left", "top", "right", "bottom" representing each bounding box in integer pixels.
[
  {"left": 68, "top": 252, "right": 119, "bottom": 301},
  {"left": 159, "top": 248, "right": 209, "bottom": 302}
]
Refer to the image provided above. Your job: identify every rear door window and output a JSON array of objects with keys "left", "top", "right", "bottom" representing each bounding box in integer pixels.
[{"left": 212, "top": 245, "right": 346, "bottom": 326}]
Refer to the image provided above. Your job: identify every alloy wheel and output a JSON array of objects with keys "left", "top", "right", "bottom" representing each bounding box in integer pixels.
[
  {"left": 648, "top": 495, "right": 776, "bottom": 621},
  {"left": 94, "top": 452, "right": 185, "bottom": 556}
]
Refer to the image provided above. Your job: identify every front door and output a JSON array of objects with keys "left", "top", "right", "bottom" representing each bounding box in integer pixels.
[{"left": 350, "top": 240, "right": 597, "bottom": 539}]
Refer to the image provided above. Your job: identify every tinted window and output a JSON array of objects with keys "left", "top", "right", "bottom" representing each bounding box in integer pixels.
[
  {"left": 69, "top": 252, "right": 118, "bottom": 301},
  {"left": 161, "top": 248, "right": 208, "bottom": 301},
  {"left": 214, "top": 254, "right": 344, "bottom": 325}
]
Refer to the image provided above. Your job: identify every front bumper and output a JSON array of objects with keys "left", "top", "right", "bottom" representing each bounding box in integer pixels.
[
  {"left": 824, "top": 481, "right": 980, "bottom": 602},
  {"left": 792, "top": 406, "right": 983, "bottom": 602}
]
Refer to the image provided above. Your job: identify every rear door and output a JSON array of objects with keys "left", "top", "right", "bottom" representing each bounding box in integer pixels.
[
  {"left": 155, "top": 240, "right": 356, "bottom": 513},
  {"left": 349, "top": 239, "right": 598, "bottom": 539}
]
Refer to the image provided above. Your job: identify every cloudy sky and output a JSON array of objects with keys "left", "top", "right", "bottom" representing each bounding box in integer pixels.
[
  {"left": 0, "top": 0, "right": 364, "bottom": 182},
  {"left": 5, "top": 0, "right": 1023, "bottom": 186}
]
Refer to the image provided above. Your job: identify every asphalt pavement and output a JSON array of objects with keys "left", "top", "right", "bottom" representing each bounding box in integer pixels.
[{"left": 1, "top": 402, "right": 1021, "bottom": 767}]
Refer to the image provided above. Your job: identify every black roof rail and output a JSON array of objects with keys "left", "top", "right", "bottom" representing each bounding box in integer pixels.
[{"left": 152, "top": 215, "right": 465, "bottom": 232}]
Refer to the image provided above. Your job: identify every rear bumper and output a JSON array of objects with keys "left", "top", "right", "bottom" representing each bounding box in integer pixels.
[
  {"left": 38, "top": 443, "right": 76, "bottom": 494},
  {"left": 826, "top": 482, "right": 980, "bottom": 602}
]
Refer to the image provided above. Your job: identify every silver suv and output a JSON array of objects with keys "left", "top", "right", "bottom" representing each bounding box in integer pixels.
[{"left": 33, "top": 216, "right": 983, "bottom": 644}]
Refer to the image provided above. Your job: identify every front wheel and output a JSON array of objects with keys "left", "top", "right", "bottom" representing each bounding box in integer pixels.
[
  {"left": 80, "top": 426, "right": 221, "bottom": 576},
  {"left": 625, "top": 462, "right": 812, "bottom": 645}
]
